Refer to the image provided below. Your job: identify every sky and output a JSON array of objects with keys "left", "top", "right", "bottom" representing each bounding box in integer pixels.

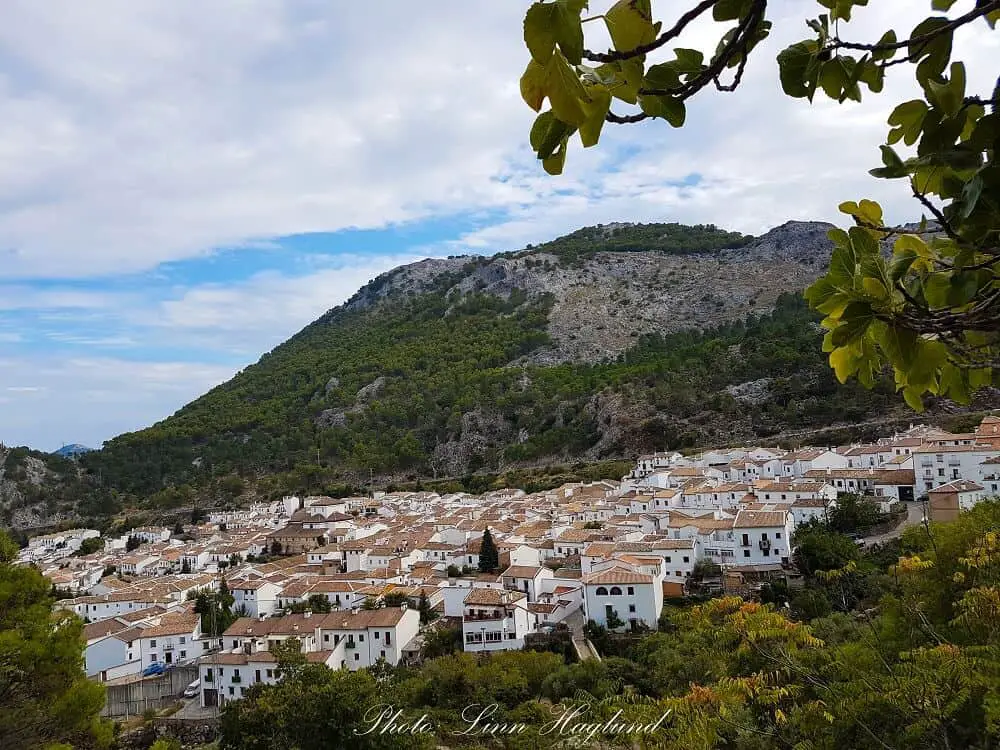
[{"left": 0, "top": 1, "right": 996, "bottom": 452}]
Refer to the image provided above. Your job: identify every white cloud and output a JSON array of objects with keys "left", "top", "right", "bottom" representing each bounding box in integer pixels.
[
  {"left": 0, "top": 0, "right": 996, "bottom": 449},
  {"left": 0, "top": 356, "right": 236, "bottom": 450},
  {"left": 145, "top": 253, "right": 427, "bottom": 354}
]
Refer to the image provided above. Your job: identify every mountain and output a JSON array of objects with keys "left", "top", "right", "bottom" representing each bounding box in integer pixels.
[
  {"left": 8, "top": 220, "right": 995, "bottom": 530},
  {"left": 0, "top": 445, "right": 117, "bottom": 532},
  {"left": 54, "top": 444, "right": 93, "bottom": 458}
]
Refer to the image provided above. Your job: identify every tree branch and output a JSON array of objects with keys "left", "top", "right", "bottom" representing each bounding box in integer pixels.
[
  {"left": 639, "top": 1, "right": 766, "bottom": 99},
  {"left": 582, "top": 0, "right": 718, "bottom": 63},
  {"left": 828, "top": 0, "right": 1000, "bottom": 60}
]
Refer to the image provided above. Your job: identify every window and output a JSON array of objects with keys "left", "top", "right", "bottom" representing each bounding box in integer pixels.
[
  {"left": 179, "top": 637, "right": 185, "bottom": 644},
  {"left": 776, "top": 532, "right": 782, "bottom": 539},
  {"left": 595, "top": 586, "right": 608, "bottom": 596},
  {"left": 373, "top": 631, "right": 380, "bottom": 640},
  {"left": 180, "top": 651, "right": 186, "bottom": 659},
  {"left": 609, "top": 586, "right": 622, "bottom": 595},
  {"left": 324, "top": 634, "right": 329, "bottom": 642},
  {"left": 741, "top": 534, "right": 749, "bottom": 546},
  {"left": 665, "top": 556, "right": 672, "bottom": 563},
  {"left": 354, "top": 654, "right": 360, "bottom": 661},
  {"left": 485, "top": 631, "right": 502, "bottom": 643},
  {"left": 229, "top": 687, "right": 235, "bottom": 696},
  {"left": 150, "top": 653, "right": 157, "bottom": 662},
  {"left": 744, "top": 550, "right": 751, "bottom": 558},
  {"left": 683, "top": 556, "right": 689, "bottom": 563},
  {"left": 675, "top": 571, "right": 682, "bottom": 577},
  {"left": 629, "top": 604, "right": 636, "bottom": 613},
  {"left": 266, "top": 669, "right": 273, "bottom": 678},
  {"left": 381, "top": 650, "right": 386, "bottom": 657},
  {"left": 385, "top": 632, "right": 391, "bottom": 645},
  {"left": 359, "top": 635, "right": 364, "bottom": 642},
  {"left": 150, "top": 639, "right": 157, "bottom": 647},
  {"left": 627, "top": 587, "right": 634, "bottom": 595},
  {"left": 936, "top": 454, "right": 944, "bottom": 463},
  {"left": 938, "top": 468, "right": 945, "bottom": 477}
]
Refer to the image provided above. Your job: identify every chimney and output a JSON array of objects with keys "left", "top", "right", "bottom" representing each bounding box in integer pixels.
[{"left": 303, "top": 610, "right": 311, "bottom": 619}]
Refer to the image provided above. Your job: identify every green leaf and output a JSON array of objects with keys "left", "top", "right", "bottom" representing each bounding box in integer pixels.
[
  {"left": 777, "top": 41, "right": 820, "bottom": 99},
  {"left": 960, "top": 175, "right": 984, "bottom": 219},
  {"left": 830, "top": 301, "right": 875, "bottom": 347},
  {"left": 931, "top": 0, "right": 958, "bottom": 10},
  {"left": 643, "top": 62, "right": 681, "bottom": 92},
  {"left": 908, "top": 16, "right": 952, "bottom": 80},
  {"left": 902, "top": 386, "right": 925, "bottom": 411},
  {"left": 579, "top": 85, "right": 611, "bottom": 147},
  {"left": 544, "top": 51, "right": 590, "bottom": 126},
  {"left": 673, "top": 48, "right": 705, "bottom": 74},
  {"left": 520, "top": 59, "right": 547, "bottom": 111},
  {"left": 871, "top": 29, "right": 897, "bottom": 62},
  {"left": 542, "top": 138, "right": 569, "bottom": 175},
  {"left": 638, "top": 94, "right": 685, "bottom": 126},
  {"left": 530, "top": 111, "right": 573, "bottom": 158},
  {"left": 927, "top": 61, "right": 966, "bottom": 117},
  {"left": 713, "top": 0, "right": 751, "bottom": 22},
  {"left": 524, "top": 1, "right": 588, "bottom": 65},
  {"left": 604, "top": 0, "right": 656, "bottom": 54},
  {"left": 887, "top": 99, "right": 928, "bottom": 146},
  {"left": 554, "top": 1, "right": 587, "bottom": 64},
  {"left": 819, "top": 57, "right": 851, "bottom": 101},
  {"left": 524, "top": 3, "right": 559, "bottom": 64}
]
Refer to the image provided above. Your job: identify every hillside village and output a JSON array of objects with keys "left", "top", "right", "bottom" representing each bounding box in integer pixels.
[{"left": 21, "top": 414, "right": 1000, "bottom": 711}]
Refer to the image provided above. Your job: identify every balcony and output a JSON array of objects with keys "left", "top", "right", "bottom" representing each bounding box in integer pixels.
[
  {"left": 231, "top": 675, "right": 242, "bottom": 684},
  {"left": 464, "top": 612, "right": 508, "bottom": 622},
  {"left": 204, "top": 673, "right": 214, "bottom": 683},
  {"left": 759, "top": 539, "right": 771, "bottom": 551},
  {"left": 345, "top": 640, "right": 357, "bottom": 649}
]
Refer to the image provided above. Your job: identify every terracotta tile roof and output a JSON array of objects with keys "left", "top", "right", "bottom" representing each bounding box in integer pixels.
[
  {"left": 463, "top": 588, "right": 525, "bottom": 606},
  {"left": 734, "top": 510, "right": 788, "bottom": 528},
  {"left": 316, "top": 608, "right": 412, "bottom": 629},
  {"left": 84, "top": 619, "right": 130, "bottom": 641},
  {"left": 138, "top": 613, "right": 200, "bottom": 638},
  {"left": 583, "top": 567, "right": 654, "bottom": 585},
  {"left": 501, "top": 565, "right": 543, "bottom": 578},
  {"left": 928, "top": 479, "right": 984, "bottom": 493}
]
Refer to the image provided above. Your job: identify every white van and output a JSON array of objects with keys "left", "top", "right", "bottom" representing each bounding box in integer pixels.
[{"left": 182, "top": 678, "right": 201, "bottom": 698}]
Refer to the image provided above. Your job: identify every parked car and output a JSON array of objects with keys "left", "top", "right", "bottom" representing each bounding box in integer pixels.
[
  {"left": 142, "top": 662, "right": 166, "bottom": 677},
  {"left": 183, "top": 679, "right": 201, "bottom": 698}
]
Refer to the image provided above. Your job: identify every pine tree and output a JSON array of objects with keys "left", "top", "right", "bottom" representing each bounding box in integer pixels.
[
  {"left": 478, "top": 528, "right": 498, "bottom": 573},
  {"left": 418, "top": 591, "right": 436, "bottom": 624}
]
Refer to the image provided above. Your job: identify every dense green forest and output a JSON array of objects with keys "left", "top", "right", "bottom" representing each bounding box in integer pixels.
[
  {"left": 511, "top": 222, "right": 752, "bottom": 265},
  {"left": 82, "top": 290, "right": 898, "bottom": 503}
]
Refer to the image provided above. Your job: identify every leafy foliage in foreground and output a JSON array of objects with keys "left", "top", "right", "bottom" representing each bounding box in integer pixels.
[
  {"left": 219, "top": 502, "right": 1000, "bottom": 750},
  {"left": 0, "top": 531, "right": 110, "bottom": 750}
]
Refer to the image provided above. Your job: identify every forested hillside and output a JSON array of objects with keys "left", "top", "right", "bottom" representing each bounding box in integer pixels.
[
  {"left": 5, "top": 221, "right": 994, "bottom": 530},
  {"left": 80, "top": 216, "right": 893, "bottom": 506}
]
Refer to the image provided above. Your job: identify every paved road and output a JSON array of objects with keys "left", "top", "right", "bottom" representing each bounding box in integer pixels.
[
  {"left": 173, "top": 696, "right": 221, "bottom": 720},
  {"left": 862, "top": 501, "right": 925, "bottom": 547}
]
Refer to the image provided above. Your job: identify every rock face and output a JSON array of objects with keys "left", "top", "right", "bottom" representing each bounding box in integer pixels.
[
  {"left": 338, "top": 221, "right": 835, "bottom": 365},
  {"left": 0, "top": 447, "right": 78, "bottom": 529}
]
